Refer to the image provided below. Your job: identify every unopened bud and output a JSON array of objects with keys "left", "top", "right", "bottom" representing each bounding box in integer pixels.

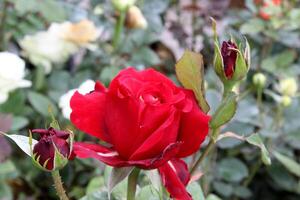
[
  {"left": 112, "top": 0, "right": 136, "bottom": 11},
  {"left": 125, "top": 6, "right": 147, "bottom": 29},
  {"left": 278, "top": 78, "right": 298, "bottom": 97},
  {"left": 280, "top": 95, "right": 292, "bottom": 107},
  {"left": 253, "top": 73, "right": 267, "bottom": 88},
  {"left": 31, "top": 127, "right": 74, "bottom": 171}
]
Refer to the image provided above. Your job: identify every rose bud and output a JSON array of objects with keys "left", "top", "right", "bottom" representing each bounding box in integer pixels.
[
  {"left": 125, "top": 6, "right": 148, "bottom": 29},
  {"left": 214, "top": 38, "right": 250, "bottom": 84},
  {"left": 280, "top": 95, "right": 292, "bottom": 107},
  {"left": 70, "top": 68, "right": 210, "bottom": 199},
  {"left": 31, "top": 127, "right": 74, "bottom": 171},
  {"left": 253, "top": 73, "right": 267, "bottom": 88},
  {"left": 112, "top": 0, "right": 136, "bottom": 11}
]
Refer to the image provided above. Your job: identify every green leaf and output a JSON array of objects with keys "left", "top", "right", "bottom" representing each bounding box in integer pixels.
[
  {"left": 274, "top": 151, "right": 300, "bottom": 177},
  {"left": 213, "top": 181, "right": 233, "bottom": 197},
  {"left": 207, "top": 194, "right": 222, "bottom": 200},
  {"left": 137, "top": 185, "right": 160, "bottom": 200},
  {"left": 240, "top": 19, "right": 265, "bottom": 34},
  {"left": 1, "top": 132, "right": 38, "bottom": 157},
  {"left": 175, "top": 50, "right": 210, "bottom": 113},
  {"left": 27, "top": 91, "right": 57, "bottom": 117},
  {"left": 210, "top": 92, "right": 237, "bottom": 129},
  {"left": 246, "top": 134, "right": 271, "bottom": 165},
  {"left": 11, "top": 116, "right": 29, "bottom": 131},
  {"left": 187, "top": 182, "right": 205, "bottom": 200},
  {"left": 217, "top": 158, "right": 249, "bottom": 182},
  {"left": 145, "top": 170, "right": 161, "bottom": 193},
  {"left": 86, "top": 176, "right": 105, "bottom": 194},
  {"left": 108, "top": 167, "right": 134, "bottom": 196},
  {"left": 233, "top": 186, "right": 252, "bottom": 198}
]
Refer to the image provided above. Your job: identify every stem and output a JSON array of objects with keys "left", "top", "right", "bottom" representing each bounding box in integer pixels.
[
  {"left": 51, "top": 171, "right": 69, "bottom": 200},
  {"left": 243, "top": 160, "right": 262, "bottom": 186},
  {"left": 127, "top": 168, "right": 140, "bottom": 200},
  {"left": 190, "top": 128, "right": 220, "bottom": 176},
  {"left": 256, "top": 87, "right": 264, "bottom": 125},
  {"left": 0, "top": 0, "right": 8, "bottom": 51},
  {"left": 223, "top": 83, "right": 234, "bottom": 99},
  {"left": 113, "top": 10, "right": 126, "bottom": 50}
]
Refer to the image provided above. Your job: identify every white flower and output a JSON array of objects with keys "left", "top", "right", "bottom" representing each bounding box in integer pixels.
[
  {"left": 0, "top": 52, "right": 32, "bottom": 104},
  {"left": 19, "top": 30, "right": 78, "bottom": 74},
  {"left": 59, "top": 80, "right": 95, "bottom": 119},
  {"left": 278, "top": 77, "right": 298, "bottom": 97}
]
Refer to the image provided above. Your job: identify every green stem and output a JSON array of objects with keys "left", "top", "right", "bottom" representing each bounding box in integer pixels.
[
  {"left": 223, "top": 83, "right": 234, "bottom": 99},
  {"left": 51, "top": 171, "right": 69, "bottom": 200},
  {"left": 243, "top": 160, "right": 262, "bottom": 186},
  {"left": 256, "top": 87, "right": 264, "bottom": 125},
  {"left": 127, "top": 168, "right": 140, "bottom": 200},
  {"left": 113, "top": 10, "right": 126, "bottom": 50},
  {"left": 190, "top": 129, "right": 219, "bottom": 176},
  {"left": 33, "top": 66, "right": 45, "bottom": 91},
  {"left": 0, "top": 0, "right": 8, "bottom": 51}
]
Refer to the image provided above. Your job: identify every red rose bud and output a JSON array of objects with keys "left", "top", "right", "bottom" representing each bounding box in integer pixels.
[
  {"left": 31, "top": 128, "right": 73, "bottom": 171},
  {"left": 212, "top": 18, "right": 250, "bottom": 86},
  {"left": 221, "top": 40, "right": 238, "bottom": 79}
]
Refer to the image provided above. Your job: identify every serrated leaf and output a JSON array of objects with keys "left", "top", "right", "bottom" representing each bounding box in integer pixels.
[
  {"left": 0, "top": 131, "right": 38, "bottom": 157},
  {"left": 108, "top": 167, "right": 134, "bottom": 197},
  {"left": 246, "top": 134, "right": 271, "bottom": 165},
  {"left": 210, "top": 92, "right": 237, "bottom": 129},
  {"left": 274, "top": 151, "right": 300, "bottom": 177},
  {"left": 175, "top": 50, "right": 210, "bottom": 113}
]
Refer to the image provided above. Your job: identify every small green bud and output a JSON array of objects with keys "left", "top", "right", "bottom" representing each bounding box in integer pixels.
[
  {"left": 280, "top": 95, "right": 292, "bottom": 107},
  {"left": 112, "top": 0, "right": 136, "bottom": 11},
  {"left": 253, "top": 73, "right": 267, "bottom": 88}
]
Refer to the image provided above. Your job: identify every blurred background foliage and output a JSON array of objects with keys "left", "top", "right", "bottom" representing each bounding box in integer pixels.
[{"left": 0, "top": 0, "right": 300, "bottom": 199}]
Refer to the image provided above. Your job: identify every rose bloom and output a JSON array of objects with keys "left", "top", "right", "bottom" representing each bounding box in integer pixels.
[
  {"left": 70, "top": 68, "right": 210, "bottom": 199},
  {"left": 0, "top": 52, "right": 31, "bottom": 104}
]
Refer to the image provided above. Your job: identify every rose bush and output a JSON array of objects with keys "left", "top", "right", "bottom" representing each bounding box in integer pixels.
[{"left": 70, "top": 68, "right": 210, "bottom": 199}]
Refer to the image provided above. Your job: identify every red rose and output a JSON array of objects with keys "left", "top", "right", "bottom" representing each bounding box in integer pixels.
[
  {"left": 70, "top": 68, "right": 210, "bottom": 199},
  {"left": 221, "top": 40, "right": 238, "bottom": 79}
]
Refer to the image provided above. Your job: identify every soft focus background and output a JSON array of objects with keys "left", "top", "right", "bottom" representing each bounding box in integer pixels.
[{"left": 0, "top": 0, "right": 300, "bottom": 199}]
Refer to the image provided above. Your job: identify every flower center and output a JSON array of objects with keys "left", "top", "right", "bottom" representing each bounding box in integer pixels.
[{"left": 140, "top": 93, "right": 161, "bottom": 105}]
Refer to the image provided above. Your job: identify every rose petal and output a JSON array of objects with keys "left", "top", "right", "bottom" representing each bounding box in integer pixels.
[
  {"left": 73, "top": 142, "right": 181, "bottom": 169},
  {"left": 158, "top": 158, "right": 192, "bottom": 200},
  {"left": 129, "top": 109, "right": 180, "bottom": 160},
  {"left": 33, "top": 139, "right": 55, "bottom": 170},
  {"left": 73, "top": 142, "right": 126, "bottom": 167},
  {"left": 70, "top": 90, "right": 111, "bottom": 143},
  {"left": 176, "top": 91, "right": 210, "bottom": 158},
  {"left": 105, "top": 91, "right": 140, "bottom": 159}
]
